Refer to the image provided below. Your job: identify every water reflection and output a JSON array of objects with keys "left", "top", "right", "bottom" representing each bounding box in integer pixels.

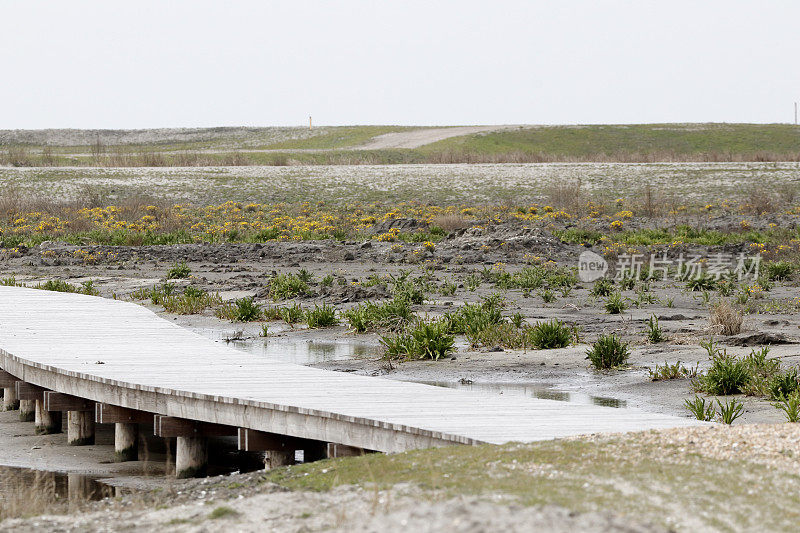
[
  {"left": 421, "top": 381, "right": 627, "bottom": 408},
  {"left": 228, "top": 339, "right": 376, "bottom": 364},
  {"left": 0, "top": 466, "right": 119, "bottom": 509}
]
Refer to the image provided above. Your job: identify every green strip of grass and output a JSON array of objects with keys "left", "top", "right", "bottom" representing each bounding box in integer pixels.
[{"left": 422, "top": 123, "right": 800, "bottom": 158}]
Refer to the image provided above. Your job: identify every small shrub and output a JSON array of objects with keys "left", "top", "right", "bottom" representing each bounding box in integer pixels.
[
  {"left": 0, "top": 275, "right": 19, "bottom": 287},
  {"left": 389, "top": 271, "right": 425, "bottom": 304},
  {"left": 232, "top": 296, "right": 262, "bottom": 321},
  {"left": 686, "top": 274, "right": 717, "bottom": 292},
  {"left": 269, "top": 273, "right": 310, "bottom": 301},
  {"left": 620, "top": 275, "right": 636, "bottom": 291},
  {"left": 306, "top": 304, "right": 338, "bottom": 328},
  {"left": 166, "top": 261, "right": 191, "bottom": 280},
  {"left": 586, "top": 334, "right": 629, "bottom": 370},
  {"left": 380, "top": 320, "right": 455, "bottom": 361},
  {"left": 716, "top": 398, "right": 744, "bottom": 424},
  {"left": 162, "top": 290, "right": 221, "bottom": 314},
  {"left": 590, "top": 278, "right": 614, "bottom": 297},
  {"left": 540, "top": 289, "right": 556, "bottom": 303},
  {"left": 529, "top": 319, "right": 572, "bottom": 349},
  {"left": 684, "top": 396, "right": 715, "bottom": 421},
  {"left": 604, "top": 292, "right": 627, "bottom": 314},
  {"left": 279, "top": 303, "right": 305, "bottom": 325},
  {"left": 443, "top": 300, "right": 504, "bottom": 336},
  {"left": 439, "top": 281, "right": 457, "bottom": 296},
  {"left": 709, "top": 300, "right": 742, "bottom": 335},
  {"left": 321, "top": 274, "right": 334, "bottom": 287},
  {"left": 699, "top": 350, "right": 749, "bottom": 395},
  {"left": 297, "top": 268, "right": 314, "bottom": 283},
  {"left": 464, "top": 274, "right": 481, "bottom": 291},
  {"left": 34, "top": 279, "right": 99, "bottom": 296},
  {"left": 208, "top": 506, "right": 239, "bottom": 520},
  {"left": 768, "top": 368, "right": 800, "bottom": 401},
  {"left": 765, "top": 260, "right": 794, "bottom": 281},
  {"left": 773, "top": 391, "right": 800, "bottom": 422},
  {"left": 646, "top": 315, "right": 665, "bottom": 343},
  {"left": 343, "top": 298, "right": 413, "bottom": 332},
  {"left": 649, "top": 361, "right": 695, "bottom": 381},
  {"left": 260, "top": 324, "right": 269, "bottom": 337}
]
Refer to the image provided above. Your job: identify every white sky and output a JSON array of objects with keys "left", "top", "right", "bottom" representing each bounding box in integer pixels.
[{"left": 2, "top": 1, "right": 799, "bottom": 128}]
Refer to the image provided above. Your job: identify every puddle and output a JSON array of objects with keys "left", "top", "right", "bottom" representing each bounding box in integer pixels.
[
  {"left": 190, "top": 327, "right": 379, "bottom": 364},
  {"left": 0, "top": 466, "right": 121, "bottom": 506},
  {"left": 420, "top": 381, "right": 627, "bottom": 408},
  {"left": 226, "top": 339, "right": 376, "bottom": 364}
]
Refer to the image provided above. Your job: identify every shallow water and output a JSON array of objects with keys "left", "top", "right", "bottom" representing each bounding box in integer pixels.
[
  {"left": 190, "top": 327, "right": 378, "bottom": 364},
  {"left": 0, "top": 466, "right": 119, "bottom": 506},
  {"left": 190, "top": 327, "right": 626, "bottom": 406},
  {"left": 421, "top": 381, "right": 627, "bottom": 408}
]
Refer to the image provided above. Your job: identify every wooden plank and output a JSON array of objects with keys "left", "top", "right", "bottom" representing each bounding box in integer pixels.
[
  {"left": 0, "top": 370, "right": 19, "bottom": 387},
  {"left": 238, "top": 428, "right": 302, "bottom": 451},
  {"left": 154, "top": 416, "right": 236, "bottom": 438},
  {"left": 15, "top": 382, "right": 46, "bottom": 401},
  {"left": 95, "top": 403, "right": 153, "bottom": 424},
  {"left": 43, "top": 392, "right": 94, "bottom": 412}
]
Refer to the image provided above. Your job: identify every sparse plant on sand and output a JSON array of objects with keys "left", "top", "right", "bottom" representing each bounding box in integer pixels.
[
  {"left": 586, "top": 334, "right": 629, "bottom": 370},
  {"left": 684, "top": 396, "right": 715, "bottom": 421},
  {"left": 709, "top": 300, "right": 743, "bottom": 335}
]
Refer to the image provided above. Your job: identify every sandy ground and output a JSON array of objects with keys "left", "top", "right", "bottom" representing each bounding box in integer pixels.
[{"left": 1, "top": 484, "right": 664, "bottom": 533}]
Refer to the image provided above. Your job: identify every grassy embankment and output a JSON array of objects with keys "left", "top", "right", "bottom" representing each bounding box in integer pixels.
[{"left": 3, "top": 124, "right": 800, "bottom": 166}]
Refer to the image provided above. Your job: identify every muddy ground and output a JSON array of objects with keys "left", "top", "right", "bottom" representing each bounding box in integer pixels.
[
  {"left": 2, "top": 217, "right": 800, "bottom": 531},
  {"left": 3, "top": 221, "right": 798, "bottom": 426}
]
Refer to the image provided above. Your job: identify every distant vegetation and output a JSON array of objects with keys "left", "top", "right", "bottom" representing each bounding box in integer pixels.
[
  {"left": 423, "top": 123, "right": 800, "bottom": 162},
  {"left": 2, "top": 123, "right": 800, "bottom": 166}
]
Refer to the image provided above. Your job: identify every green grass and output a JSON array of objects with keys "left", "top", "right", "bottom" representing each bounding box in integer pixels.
[
  {"left": 263, "top": 436, "right": 800, "bottom": 531},
  {"left": 207, "top": 506, "right": 238, "bottom": 520},
  {"left": 423, "top": 123, "right": 800, "bottom": 160},
  {"left": 8, "top": 124, "right": 800, "bottom": 167}
]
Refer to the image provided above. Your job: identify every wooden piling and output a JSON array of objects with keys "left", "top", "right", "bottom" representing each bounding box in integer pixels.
[
  {"left": 115, "top": 423, "right": 139, "bottom": 461},
  {"left": 18, "top": 399, "right": 35, "bottom": 421},
  {"left": 176, "top": 436, "right": 208, "bottom": 478},
  {"left": 35, "top": 399, "right": 62, "bottom": 434},
  {"left": 67, "top": 411, "right": 95, "bottom": 445},
  {"left": 3, "top": 387, "right": 19, "bottom": 411}
]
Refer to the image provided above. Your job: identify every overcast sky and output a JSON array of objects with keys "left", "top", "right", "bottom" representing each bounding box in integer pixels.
[{"left": 2, "top": 1, "right": 799, "bottom": 128}]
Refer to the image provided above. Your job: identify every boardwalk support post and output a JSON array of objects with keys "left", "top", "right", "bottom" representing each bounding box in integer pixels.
[
  {"left": 96, "top": 403, "right": 154, "bottom": 462},
  {"left": 14, "top": 381, "right": 38, "bottom": 422},
  {"left": 16, "top": 382, "right": 61, "bottom": 434},
  {"left": 0, "top": 371, "right": 20, "bottom": 411},
  {"left": 34, "top": 399, "right": 62, "bottom": 435},
  {"left": 44, "top": 392, "right": 95, "bottom": 445},
  {"left": 237, "top": 428, "right": 299, "bottom": 470},
  {"left": 18, "top": 400, "right": 35, "bottom": 421},
  {"left": 175, "top": 436, "right": 208, "bottom": 478},
  {"left": 115, "top": 423, "right": 139, "bottom": 461},
  {"left": 154, "top": 416, "right": 235, "bottom": 478},
  {"left": 328, "top": 443, "right": 367, "bottom": 458}
]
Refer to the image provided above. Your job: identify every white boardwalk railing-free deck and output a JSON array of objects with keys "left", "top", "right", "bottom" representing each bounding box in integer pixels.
[{"left": 0, "top": 286, "right": 702, "bottom": 469}]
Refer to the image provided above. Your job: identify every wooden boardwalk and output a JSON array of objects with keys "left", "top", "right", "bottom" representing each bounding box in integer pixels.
[{"left": 0, "top": 286, "right": 703, "bottom": 454}]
